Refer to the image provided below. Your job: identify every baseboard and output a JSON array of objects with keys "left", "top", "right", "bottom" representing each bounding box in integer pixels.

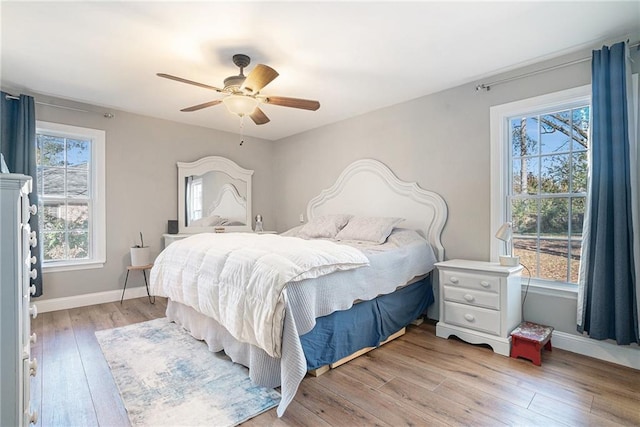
[
  {"left": 552, "top": 330, "right": 640, "bottom": 370},
  {"left": 34, "top": 287, "right": 151, "bottom": 313}
]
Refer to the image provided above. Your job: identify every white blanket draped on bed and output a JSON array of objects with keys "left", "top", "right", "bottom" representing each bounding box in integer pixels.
[{"left": 150, "top": 233, "right": 369, "bottom": 357}]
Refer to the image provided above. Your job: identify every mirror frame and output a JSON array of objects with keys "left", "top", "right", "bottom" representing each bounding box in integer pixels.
[{"left": 177, "top": 156, "right": 254, "bottom": 234}]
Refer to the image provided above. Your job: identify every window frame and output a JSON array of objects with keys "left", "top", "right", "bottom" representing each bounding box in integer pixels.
[
  {"left": 36, "top": 121, "right": 106, "bottom": 272},
  {"left": 490, "top": 85, "right": 591, "bottom": 292}
]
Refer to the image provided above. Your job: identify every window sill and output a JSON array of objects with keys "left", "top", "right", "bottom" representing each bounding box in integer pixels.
[
  {"left": 521, "top": 278, "right": 578, "bottom": 300},
  {"left": 42, "top": 260, "right": 105, "bottom": 274}
]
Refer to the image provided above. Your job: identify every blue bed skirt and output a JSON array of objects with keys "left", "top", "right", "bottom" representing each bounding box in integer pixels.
[{"left": 300, "top": 275, "right": 434, "bottom": 370}]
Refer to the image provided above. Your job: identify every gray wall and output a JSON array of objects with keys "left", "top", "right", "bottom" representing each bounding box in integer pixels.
[
  {"left": 30, "top": 97, "right": 274, "bottom": 300},
  {"left": 271, "top": 45, "right": 640, "bottom": 335}
]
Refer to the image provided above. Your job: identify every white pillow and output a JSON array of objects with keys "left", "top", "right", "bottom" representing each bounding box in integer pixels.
[
  {"left": 298, "top": 214, "right": 353, "bottom": 239},
  {"left": 335, "top": 216, "right": 405, "bottom": 244}
]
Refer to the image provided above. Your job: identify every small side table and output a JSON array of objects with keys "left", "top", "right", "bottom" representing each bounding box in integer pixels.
[
  {"left": 121, "top": 263, "right": 155, "bottom": 304},
  {"left": 510, "top": 321, "right": 553, "bottom": 366}
]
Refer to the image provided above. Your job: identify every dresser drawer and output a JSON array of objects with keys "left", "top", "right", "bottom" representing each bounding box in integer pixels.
[
  {"left": 441, "top": 270, "right": 500, "bottom": 293},
  {"left": 443, "top": 301, "right": 501, "bottom": 336},
  {"left": 443, "top": 285, "right": 500, "bottom": 310}
]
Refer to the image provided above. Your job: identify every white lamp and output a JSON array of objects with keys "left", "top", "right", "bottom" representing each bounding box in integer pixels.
[
  {"left": 495, "top": 222, "right": 520, "bottom": 266},
  {"left": 222, "top": 95, "right": 259, "bottom": 117}
]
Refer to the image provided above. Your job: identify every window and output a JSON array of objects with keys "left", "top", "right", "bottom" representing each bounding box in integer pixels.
[
  {"left": 490, "top": 86, "right": 590, "bottom": 287},
  {"left": 36, "top": 121, "right": 105, "bottom": 272},
  {"left": 187, "top": 177, "right": 203, "bottom": 221}
]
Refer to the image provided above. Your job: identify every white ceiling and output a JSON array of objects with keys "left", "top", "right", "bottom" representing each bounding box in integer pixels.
[{"left": 1, "top": 1, "right": 638, "bottom": 141}]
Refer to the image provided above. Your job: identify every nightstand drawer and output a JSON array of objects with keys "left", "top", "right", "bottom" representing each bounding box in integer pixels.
[
  {"left": 441, "top": 270, "right": 500, "bottom": 293},
  {"left": 443, "top": 301, "right": 501, "bottom": 336},
  {"left": 443, "top": 285, "right": 500, "bottom": 310}
]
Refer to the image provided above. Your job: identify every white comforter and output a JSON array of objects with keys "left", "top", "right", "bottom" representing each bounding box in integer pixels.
[{"left": 149, "top": 233, "right": 369, "bottom": 357}]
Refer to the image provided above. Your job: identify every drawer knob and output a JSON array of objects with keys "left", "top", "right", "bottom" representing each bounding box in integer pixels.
[
  {"left": 29, "top": 231, "right": 38, "bottom": 248},
  {"left": 464, "top": 294, "right": 475, "bottom": 302},
  {"left": 28, "top": 409, "right": 38, "bottom": 425},
  {"left": 480, "top": 280, "right": 490, "bottom": 288},
  {"left": 450, "top": 276, "right": 459, "bottom": 284},
  {"left": 30, "top": 285, "right": 37, "bottom": 296},
  {"left": 30, "top": 332, "right": 37, "bottom": 344},
  {"left": 464, "top": 314, "right": 475, "bottom": 322},
  {"left": 30, "top": 255, "right": 37, "bottom": 265},
  {"left": 29, "top": 204, "right": 38, "bottom": 215},
  {"left": 29, "top": 304, "right": 38, "bottom": 319},
  {"left": 29, "top": 357, "right": 38, "bottom": 376},
  {"left": 29, "top": 268, "right": 38, "bottom": 280}
]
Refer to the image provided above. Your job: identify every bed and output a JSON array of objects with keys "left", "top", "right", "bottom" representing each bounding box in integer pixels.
[{"left": 150, "top": 158, "right": 447, "bottom": 416}]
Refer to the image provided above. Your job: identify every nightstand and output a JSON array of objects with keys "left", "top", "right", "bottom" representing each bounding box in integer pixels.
[{"left": 435, "top": 259, "right": 523, "bottom": 356}]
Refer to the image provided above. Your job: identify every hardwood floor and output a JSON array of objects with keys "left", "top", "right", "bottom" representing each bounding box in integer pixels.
[{"left": 32, "top": 297, "right": 639, "bottom": 426}]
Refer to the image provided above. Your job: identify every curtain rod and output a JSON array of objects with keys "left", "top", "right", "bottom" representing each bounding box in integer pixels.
[
  {"left": 4, "top": 94, "right": 114, "bottom": 118},
  {"left": 476, "top": 41, "right": 640, "bottom": 92}
]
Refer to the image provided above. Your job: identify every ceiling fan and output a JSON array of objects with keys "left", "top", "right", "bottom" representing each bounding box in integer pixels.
[{"left": 157, "top": 54, "right": 320, "bottom": 125}]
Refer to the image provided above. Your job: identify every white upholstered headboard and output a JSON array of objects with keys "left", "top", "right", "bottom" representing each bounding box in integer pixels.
[{"left": 306, "top": 159, "right": 448, "bottom": 261}]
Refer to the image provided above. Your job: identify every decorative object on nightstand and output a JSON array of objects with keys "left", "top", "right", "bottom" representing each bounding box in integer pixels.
[
  {"left": 130, "top": 232, "right": 151, "bottom": 267},
  {"left": 495, "top": 222, "right": 520, "bottom": 266},
  {"left": 255, "top": 214, "right": 263, "bottom": 233},
  {"left": 121, "top": 263, "right": 155, "bottom": 304},
  {"left": 510, "top": 321, "right": 553, "bottom": 366},
  {"left": 167, "top": 220, "right": 178, "bottom": 234},
  {"left": 435, "top": 259, "right": 523, "bottom": 356}
]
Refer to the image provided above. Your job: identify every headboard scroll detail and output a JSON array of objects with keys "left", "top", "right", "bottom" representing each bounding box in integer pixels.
[{"left": 307, "top": 159, "right": 447, "bottom": 261}]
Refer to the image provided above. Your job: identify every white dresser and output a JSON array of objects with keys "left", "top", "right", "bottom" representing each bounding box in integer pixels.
[
  {"left": 0, "top": 174, "right": 38, "bottom": 426},
  {"left": 435, "top": 259, "right": 523, "bottom": 356}
]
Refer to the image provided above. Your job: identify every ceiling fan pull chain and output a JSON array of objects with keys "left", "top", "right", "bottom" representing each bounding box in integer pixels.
[{"left": 239, "top": 116, "right": 245, "bottom": 146}]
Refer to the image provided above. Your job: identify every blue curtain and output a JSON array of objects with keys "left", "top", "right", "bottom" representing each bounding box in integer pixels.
[
  {"left": 577, "top": 42, "right": 638, "bottom": 344},
  {"left": 0, "top": 92, "right": 42, "bottom": 297}
]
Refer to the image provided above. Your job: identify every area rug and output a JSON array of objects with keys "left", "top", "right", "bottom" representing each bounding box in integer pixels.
[{"left": 95, "top": 317, "right": 280, "bottom": 426}]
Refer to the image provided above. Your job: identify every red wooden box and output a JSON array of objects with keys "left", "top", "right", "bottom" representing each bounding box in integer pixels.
[{"left": 510, "top": 321, "right": 553, "bottom": 366}]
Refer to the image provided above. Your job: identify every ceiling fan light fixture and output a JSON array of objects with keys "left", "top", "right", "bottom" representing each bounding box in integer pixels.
[{"left": 223, "top": 94, "right": 259, "bottom": 116}]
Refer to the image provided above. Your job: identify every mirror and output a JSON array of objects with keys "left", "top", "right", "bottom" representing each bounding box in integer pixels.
[{"left": 178, "top": 156, "right": 254, "bottom": 233}]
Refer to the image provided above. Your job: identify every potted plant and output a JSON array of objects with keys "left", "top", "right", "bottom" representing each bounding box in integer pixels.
[{"left": 130, "top": 232, "right": 151, "bottom": 266}]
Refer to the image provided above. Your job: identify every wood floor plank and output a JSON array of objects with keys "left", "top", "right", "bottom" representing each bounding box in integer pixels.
[
  {"left": 378, "top": 376, "right": 508, "bottom": 426},
  {"left": 435, "top": 378, "right": 562, "bottom": 426},
  {"left": 245, "top": 400, "right": 332, "bottom": 427},
  {"left": 529, "top": 393, "right": 622, "bottom": 426},
  {"left": 68, "top": 304, "right": 132, "bottom": 427},
  {"left": 297, "top": 378, "right": 389, "bottom": 426},
  {"left": 315, "top": 368, "right": 449, "bottom": 426},
  {"left": 591, "top": 393, "right": 640, "bottom": 426},
  {"left": 40, "top": 310, "right": 99, "bottom": 427},
  {"left": 405, "top": 328, "right": 597, "bottom": 411}
]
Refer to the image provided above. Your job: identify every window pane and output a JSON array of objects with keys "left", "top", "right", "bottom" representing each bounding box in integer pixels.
[
  {"left": 521, "top": 157, "right": 539, "bottom": 195},
  {"left": 540, "top": 154, "right": 569, "bottom": 193},
  {"left": 511, "top": 117, "right": 539, "bottom": 157},
  {"left": 569, "top": 240, "right": 582, "bottom": 284},
  {"left": 540, "top": 198, "right": 568, "bottom": 236},
  {"left": 514, "top": 237, "right": 538, "bottom": 276},
  {"left": 572, "top": 107, "right": 590, "bottom": 150},
  {"left": 68, "top": 231, "right": 89, "bottom": 259},
  {"left": 41, "top": 202, "right": 66, "bottom": 231},
  {"left": 67, "top": 168, "right": 89, "bottom": 196},
  {"left": 38, "top": 134, "right": 65, "bottom": 166},
  {"left": 538, "top": 238, "right": 569, "bottom": 282},
  {"left": 512, "top": 160, "right": 523, "bottom": 194},
  {"left": 66, "top": 139, "right": 90, "bottom": 168},
  {"left": 571, "top": 197, "right": 585, "bottom": 237},
  {"left": 43, "top": 232, "right": 66, "bottom": 261},
  {"left": 540, "top": 111, "right": 571, "bottom": 154},
  {"left": 41, "top": 168, "right": 65, "bottom": 196},
  {"left": 67, "top": 202, "right": 89, "bottom": 230},
  {"left": 512, "top": 198, "right": 538, "bottom": 236},
  {"left": 572, "top": 151, "right": 588, "bottom": 193}
]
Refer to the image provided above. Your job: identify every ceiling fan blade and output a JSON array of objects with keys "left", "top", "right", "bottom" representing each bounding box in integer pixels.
[
  {"left": 264, "top": 96, "right": 320, "bottom": 111},
  {"left": 250, "top": 107, "right": 270, "bottom": 125},
  {"left": 157, "top": 73, "right": 223, "bottom": 92},
  {"left": 241, "top": 64, "right": 279, "bottom": 94},
  {"left": 180, "top": 100, "right": 223, "bottom": 112}
]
